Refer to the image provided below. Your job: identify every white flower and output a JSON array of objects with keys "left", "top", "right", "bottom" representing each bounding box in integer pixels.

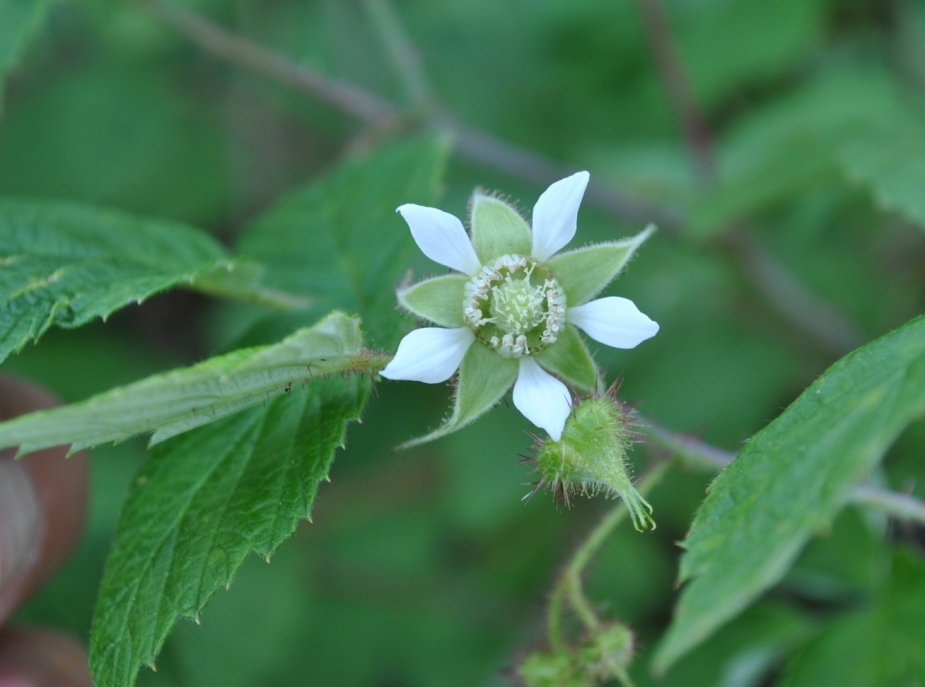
[{"left": 381, "top": 171, "right": 658, "bottom": 444}]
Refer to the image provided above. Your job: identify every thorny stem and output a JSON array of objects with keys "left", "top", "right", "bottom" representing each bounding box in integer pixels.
[
  {"left": 547, "top": 461, "right": 672, "bottom": 653},
  {"left": 139, "top": 0, "right": 865, "bottom": 356}
]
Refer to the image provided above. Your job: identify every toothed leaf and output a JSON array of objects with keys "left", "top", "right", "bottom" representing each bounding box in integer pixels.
[{"left": 88, "top": 374, "right": 368, "bottom": 687}]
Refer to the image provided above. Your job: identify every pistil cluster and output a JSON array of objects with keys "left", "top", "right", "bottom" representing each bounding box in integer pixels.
[{"left": 463, "top": 254, "right": 566, "bottom": 357}]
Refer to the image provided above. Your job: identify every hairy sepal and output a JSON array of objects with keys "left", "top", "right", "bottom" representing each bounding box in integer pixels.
[
  {"left": 547, "top": 225, "right": 655, "bottom": 306},
  {"left": 397, "top": 274, "right": 468, "bottom": 327},
  {"left": 397, "top": 342, "right": 518, "bottom": 450}
]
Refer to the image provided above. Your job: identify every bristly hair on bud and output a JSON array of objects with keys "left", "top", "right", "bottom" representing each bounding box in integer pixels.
[
  {"left": 516, "top": 623, "right": 635, "bottom": 687},
  {"left": 527, "top": 385, "right": 655, "bottom": 532}
]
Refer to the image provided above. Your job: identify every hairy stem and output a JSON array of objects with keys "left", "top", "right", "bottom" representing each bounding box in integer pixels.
[{"left": 547, "top": 461, "right": 671, "bottom": 652}]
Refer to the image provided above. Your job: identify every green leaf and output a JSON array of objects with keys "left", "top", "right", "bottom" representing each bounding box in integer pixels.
[
  {"left": 653, "top": 314, "right": 925, "bottom": 674},
  {"left": 469, "top": 193, "right": 532, "bottom": 264},
  {"left": 840, "top": 116, "right": 925, "bottom": 229},
  {"left": 547, "top": 226, "right": 654, "bottom": 306},
  {"left": 398, "top": 342, "right": 518, "bottom": 449},
  {"left": 397, "top": 274, "right": 468, "bottom": 328},
  {"left": 0, "top": 199, "right": 289, "bottom": 364},
  {"left": 236, "top": 134, "right": 450, "bottom": 349},
  {"left": 674, "top": 0, "right": 827, "bottom": 109},
  {"left": 535, "top": 324, "right": 597, "bottom": 391},
  {"left": 781, "top": 550, "right": 925, "bottom": 687},
  {"left": 0, "top": 312, "right": 384, "bottom": 454},
  {"left": 88, "top": 374, "right": 369, "bottom": 687}
]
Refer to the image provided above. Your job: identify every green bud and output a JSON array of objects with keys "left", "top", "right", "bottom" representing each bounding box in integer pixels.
[
  {"left": 517, "top": 650, "right": 592, "bottom": 687},
  {"left": 532, "top": 393, "right": 655, "bottom": 531},
  {"left": 575, "top": 623, "right": 635, "bottom": 683}
]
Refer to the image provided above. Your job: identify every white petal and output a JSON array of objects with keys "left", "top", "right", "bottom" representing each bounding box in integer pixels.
[
  {"left": 381, "top": 327, "right": 474, "bottom": 383},
  {"left": 397, "top": 204, "right": 481, "bottom": 275},
  {"left": 531, "top": 171, "right": 590, "bottom": 261},
  {"left": 568, "top": 297, "right": 659, "bottom": 349},
  {"left": 513, "top": 358, "right": 571, "bottom": 441}
]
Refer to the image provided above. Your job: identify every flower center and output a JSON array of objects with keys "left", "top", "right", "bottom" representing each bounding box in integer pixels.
[{"left": 463, "top": 255, "right": 566, "bottom": 357}]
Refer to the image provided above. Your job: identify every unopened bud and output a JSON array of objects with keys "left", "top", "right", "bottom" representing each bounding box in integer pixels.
[
  {"left": 517, "top": 650, "right": 591, "bottom": 687},
  {"left": 531, "top": 394, "right": 655, "bottom": 531},
  {"left": 575, "top": 623, "right": 634, "bottom": 683}
]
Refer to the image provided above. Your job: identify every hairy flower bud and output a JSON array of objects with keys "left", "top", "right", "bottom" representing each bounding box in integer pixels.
[
  {"left": 517, "top": 650, "right": 592, "bottom": 687},
  {"left": 517, "top": 624, "right": 635, "bottom": 687},
  {"left": 531, "top": 393, "right": 655, "bottom": 531},
  {"left": 575, "top": 623, "right": 635, "bottom": 683}
]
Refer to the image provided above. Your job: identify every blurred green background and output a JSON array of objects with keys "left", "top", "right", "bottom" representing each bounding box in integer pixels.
[{"left": 3, "top": 0, "right": 925, "bottom": 684}]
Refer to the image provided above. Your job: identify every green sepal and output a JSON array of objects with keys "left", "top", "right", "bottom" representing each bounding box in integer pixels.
[
  {"left": 547, "top": 225, "right": 655, "bottom": 306},
  {"left": 397, "top": 274, "right": 467, "bottom": 327},
  {"left": 535, "top": 325, "right": 598, "bottom": 391},
  {"left": 398, "top": 342, "right": 518, "bottom": 449},
  {"left": 470, "top": 193, "right": 532, "bottom": 263}
]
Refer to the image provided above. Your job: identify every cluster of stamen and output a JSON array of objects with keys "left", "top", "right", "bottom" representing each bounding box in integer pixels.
[{"left": 463, "top": 255, "right": 566, "bottom": 357}]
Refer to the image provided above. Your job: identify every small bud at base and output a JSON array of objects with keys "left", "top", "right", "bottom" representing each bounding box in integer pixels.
[{"left": 532, "top": 395, "right": 655, "bottom": 531}]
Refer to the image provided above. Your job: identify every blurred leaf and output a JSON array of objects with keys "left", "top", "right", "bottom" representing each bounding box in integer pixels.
[
  {"left": 0, "top": 65, "right": 232, "bottom": 224},
  {"left": 236, "top": 134, "right": 449, "bottom": 349},
  {"left": 636, "top": 602, "right": 812, "bottom": 687},
  {"left": 88, "top": 373, "right": 369, "bottom": 687},
  {"left": 840, "top": 114, "right": 925, "bottom": 229},
  {"left": 0, "top": 199, "right": 227, "bottom": 364},
  {"left": 0, "top": 311, "right": 382, "bottom": 453},
  {"left": 691, "top": 69, "right": 906, "bottom": 237},
  {"left": 780, "top": 550, "right": 925, "bottom": 687},
  {"left": 673, "top": 0, "right": 827, "bottom": 109},
  {"left": 0, "top": 0, "right": 48, "bottom": 86},
  {"left": 783, "top": 506, "right": 890, "bottom": 603},
  {"left": 653, "top": 314, "right": 925, "bottom": 673}
]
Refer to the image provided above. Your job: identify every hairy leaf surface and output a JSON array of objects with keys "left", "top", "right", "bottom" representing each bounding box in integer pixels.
[
  {"left": 0, "top": 200, "right": 238, "bottom": 363},
  {"left": 653, "top": 314, "right": 925, "bottom": 672},
  {"left": 88, "top": 374, "right": 369, "bottom": 687},
  {"left": 0, "top": 312, "right": 383, "bottom": 453}
]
